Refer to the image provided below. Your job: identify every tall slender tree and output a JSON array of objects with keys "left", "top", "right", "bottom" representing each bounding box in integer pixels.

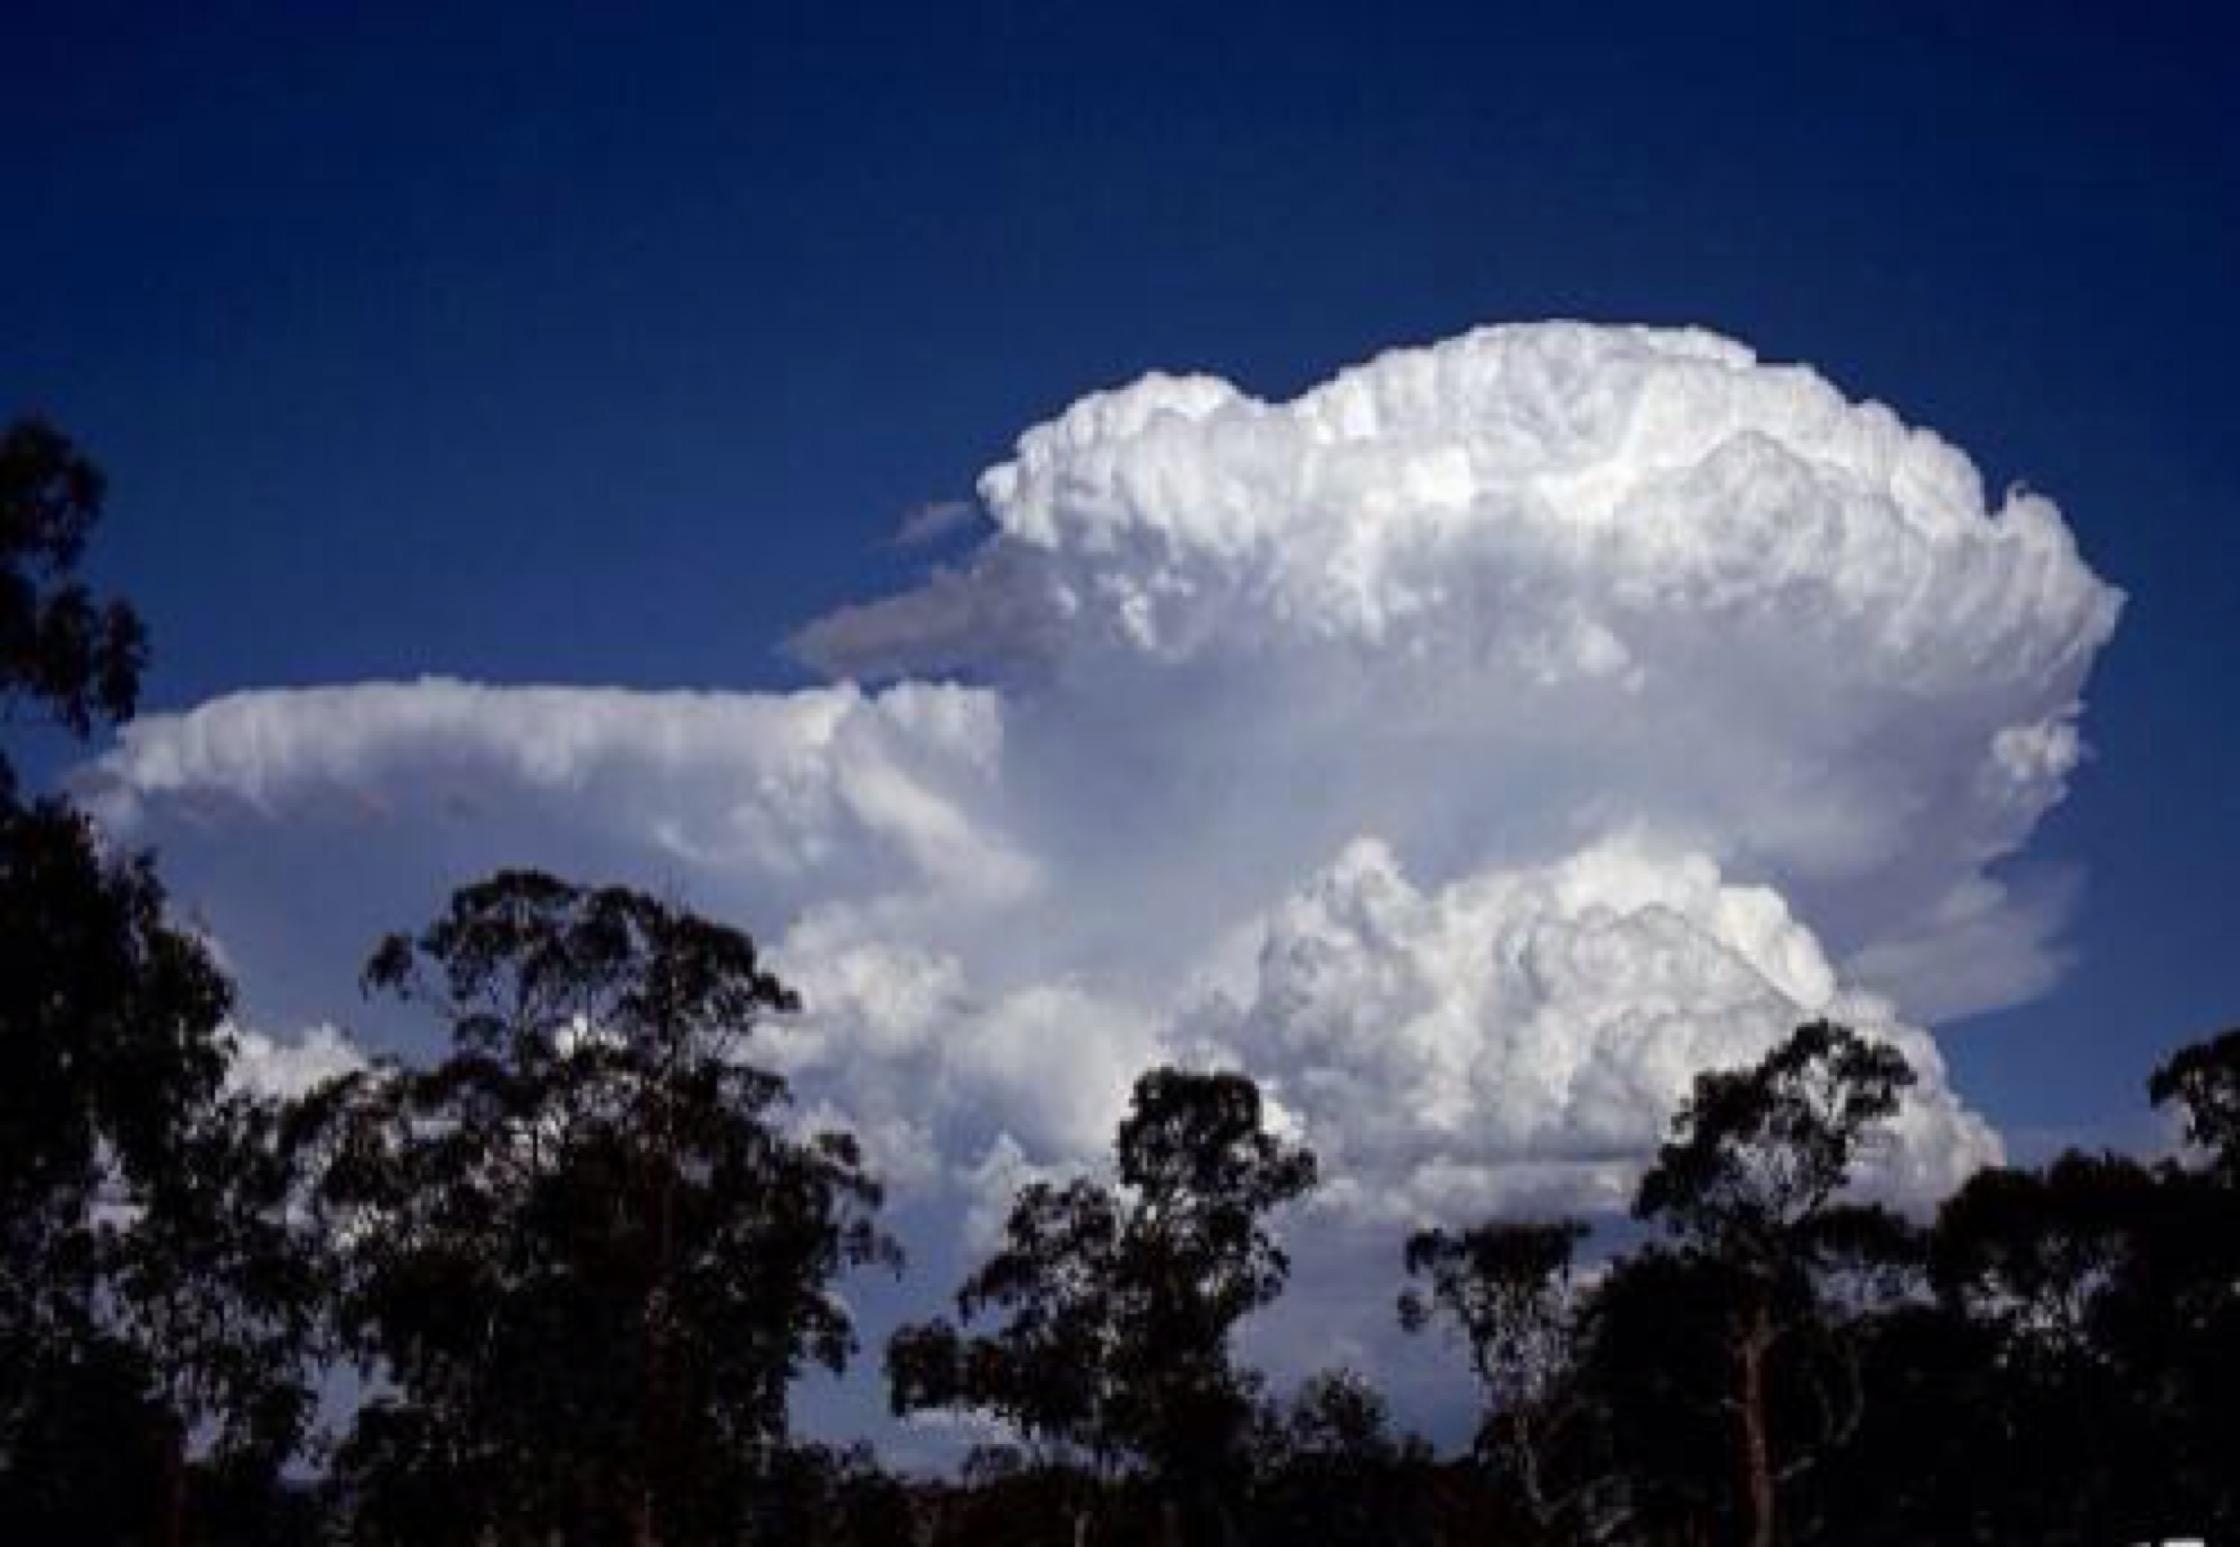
[
  {"left": 1631, "top": 1020, "right": 1914, "bottom": 1547},
  {"left": 1399, "top": 1217, "right": 1602, "bottom": 1535}
]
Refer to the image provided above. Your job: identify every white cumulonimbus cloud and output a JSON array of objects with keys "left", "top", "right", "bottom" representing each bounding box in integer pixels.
[
  {"left": 79, "top": 323, "right": 2117, "bottom": 1296},
  {"left": 1181, "top": 836, "right": 1999, "bottom": 1222}
]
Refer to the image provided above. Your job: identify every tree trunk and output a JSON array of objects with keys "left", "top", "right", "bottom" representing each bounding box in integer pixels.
[
  {"left": 1209, "top": 1492, "right": 1240, "bottom": 1547},
  {"left": 157, "top": 1417, "right": 188, "bottom": 1547},
  {"left": 634, "top": 1270, "right": 664, "bottom": 1547},
  {"left": 1510, "top": 1405, "right": 1552, "bottom": 1527},
  {"left": 1735, "top": 1301, "right": 1776, "bottom": 1547},
  {"left": 634, "top": 1123, "right": 680, "bottom": 1547}
]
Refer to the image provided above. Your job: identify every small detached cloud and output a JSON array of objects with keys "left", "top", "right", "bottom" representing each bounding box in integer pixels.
[{"left": 892, "top": 498, "right": 984, "bottom": 548}]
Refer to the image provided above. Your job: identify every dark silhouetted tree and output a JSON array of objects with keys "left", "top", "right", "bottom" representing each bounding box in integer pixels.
[
  {"left": 1919, "top": 1119, "right": 2240, "bottom": 1540},
  {"left": 0, "top": 415, "right": 146, "bottom": 771},
  {"left": 1, "top": 414, "right": 318, "bottom": 1546},
  {"left": 2142, "top": 1029, "right": 2240, "bottom": 1533},
  {"left": 1246, "top": 1369, "right": 1435, "bottom": 1547},
  {"left": 1398, "top": 1217, "right": 1605, "bottom": 1536},
  {"left": 109, "top": 1091, "right": 324, "bottom": 1545},
  {"left": 741, "top": 1441, "right": 917, "bottom": 1547},
  {"left": 1, "top": 410, "right": 178, "bottom": 1234},
  {"left": 1567, "top": 1244, "right": 1737, "bottom": 1543},
  {"left": 2151, "top": 1025, "right": 2240, "bottom": 1179},
  {"left": 1630, "top": 1019, "right": 1914, "bottom": 1547},
  {"left": 299, "top": 871, "right": 896, "bottom": 1546},
  {"left": 891, "top": 1066, "right": 1316, "bottom": 1547},
  {"left": 1920, "top": 1150, "right": 2161, "bottom": 1540}
]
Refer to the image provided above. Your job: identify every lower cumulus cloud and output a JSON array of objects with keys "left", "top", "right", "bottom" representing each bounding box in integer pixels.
[{"left": 78, "top": 324, "right": 2115, "bottom": 1358}]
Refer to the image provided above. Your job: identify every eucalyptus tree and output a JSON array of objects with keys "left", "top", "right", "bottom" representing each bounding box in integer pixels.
[
  {"left": 1891, "top": 1029, "right": 2240, "bottom": 1540},
  {"left": 2151, "top": 1025, "right": 2240, "bottom": 1180},
  {"left": 0, "top": 414, "right": 145, "bottom": 772},
  {"left": 2, "top": 414, "right": 319, "bottom": 1545},
  {"left": 0, "top": 810, "right": 313, "bottom": 1547},
  {"left": 1, "top": 411, "right": 173, "bottom": 1234},
  {"left": 1629, "top": 1019, "right": 1917, "bottom": 1547},
  {"left": 1246, "top": 1369, "right": 1435, "bottom": 1547},
  {"left": 300, "top": 871, "right": 896, "bottom": 1545},
  {"left": 1398, "top": 1217, "right": 1604, "bottom": 1535},
  {"left": 891, "top": 1067, "right": 1317, "bottom": 1547}
]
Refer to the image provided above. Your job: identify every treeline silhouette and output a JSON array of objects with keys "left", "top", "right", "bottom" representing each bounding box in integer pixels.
[{"left": 6, "top": 415, "right": 2237, "bottom": 1545}]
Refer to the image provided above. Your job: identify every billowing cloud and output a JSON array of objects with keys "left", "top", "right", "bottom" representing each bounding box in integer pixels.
[
  {"left": 798, "top": 324, "right": 2116, "bottom": 1010},
  {"left": 1182, "top": 836, "right": 1999, "bottom": 1222},
  {"left": 806, "top": 326, "right": 2109, "bottom": 693},
  {"left": 79, "top": 324, "right": 2117, "bottom": 1404}
]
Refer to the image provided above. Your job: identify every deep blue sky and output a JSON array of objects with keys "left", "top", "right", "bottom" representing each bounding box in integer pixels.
[{"left": 7, "top": 0, "right": 2237, "bottom": 1146}]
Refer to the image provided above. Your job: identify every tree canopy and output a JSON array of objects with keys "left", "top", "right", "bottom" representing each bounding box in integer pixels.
[
  {"left": 299, "top": 871, "right": 898, "bottom": 1545},
  {"left": 2, "top": 414, "right": 317, "bottom": 1547},
  {"left": 891, "top": 1067, "right": 1316, "bottom": 1546}
]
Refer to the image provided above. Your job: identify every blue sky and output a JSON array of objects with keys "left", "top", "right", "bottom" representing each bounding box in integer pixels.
[{"left": 8, "top": 0, "right": 2240, "bottom": 1445}]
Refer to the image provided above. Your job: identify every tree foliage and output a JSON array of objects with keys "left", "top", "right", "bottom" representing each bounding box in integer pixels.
[
  {"left": 1399, "top": 1218, "right": 1597, "bottom": 1531},
  {"left": 2150, "top": 1024, "right": 2240, "bottom": 1178},
  {"left": 891, "top": 1067, "right": 1315, "bottom": 1544},
  {"left": 0, "top": 415, "right": 145, "bottom": 760},
  {"left": 300, "top": 871, "right": 897, "bottom": 1544},
  {"left": 1633, "top": 1018, "right": 1913, "bottom": 1259},
  {"left": 1245, "top": 1370, "right": 1437, "bottom": 1547},
  {"left": 1, "top": 414, "right": 317, "bottom": 1546}
]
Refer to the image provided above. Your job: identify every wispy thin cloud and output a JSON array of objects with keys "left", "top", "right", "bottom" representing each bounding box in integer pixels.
[{"left": 892, "top": 498, "right": 980, "bottom": 548}]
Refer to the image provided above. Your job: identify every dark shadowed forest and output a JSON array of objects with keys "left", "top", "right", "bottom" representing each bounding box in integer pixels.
[{"left": 7, "top": 416, "right": 2236, "bottom": 1546}]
